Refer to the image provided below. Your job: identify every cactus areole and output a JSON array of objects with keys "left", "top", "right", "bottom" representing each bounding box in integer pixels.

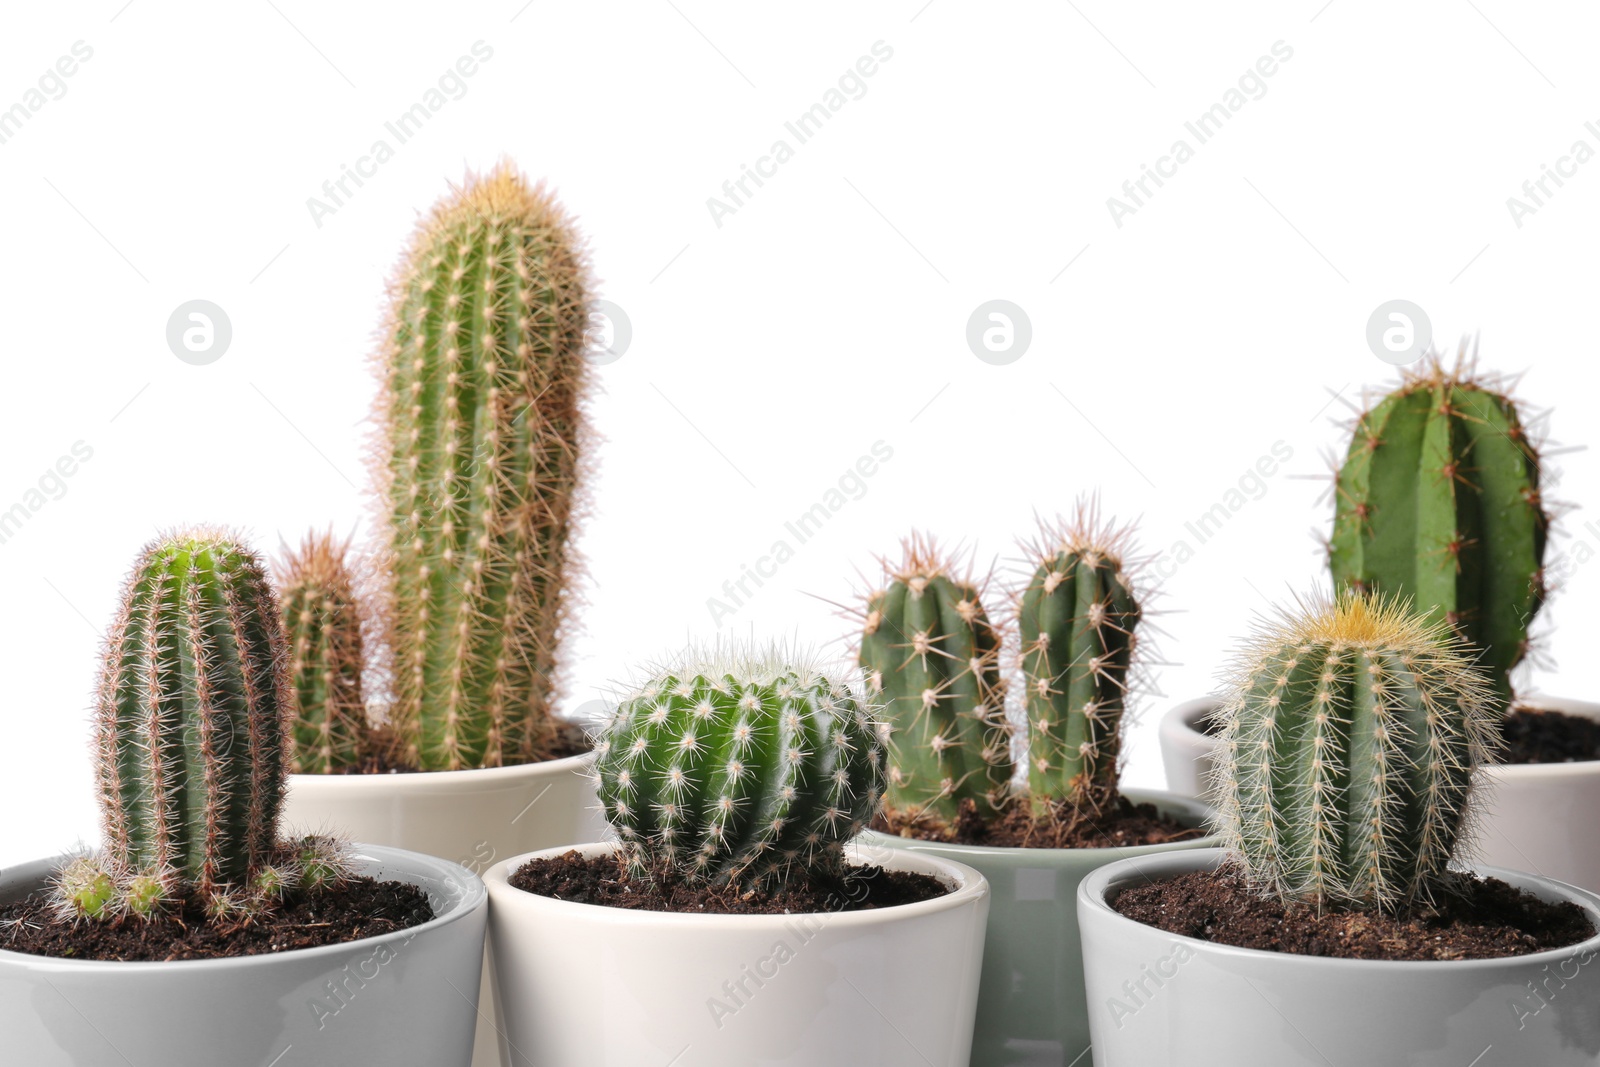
[{"left": 378, "top": 162, "right": 592, "bottom": 772}]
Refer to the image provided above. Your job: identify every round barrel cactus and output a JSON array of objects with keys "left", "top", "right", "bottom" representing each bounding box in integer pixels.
[
  {"left": 1213, "top": 592, "right": 1500, "bottom": 910},
  {"left": 594, "top": 649, "right": 884, "bottom": 887}
]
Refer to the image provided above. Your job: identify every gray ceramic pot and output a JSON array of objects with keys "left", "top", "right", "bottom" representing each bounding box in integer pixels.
[
  {"left": 864, "top": 787, "right": 1216, "bottom": 1066},
  {"left": 0, "top": 844, "right": 487, "bottom": 1067},
  {"left": 1157, "top": 696, "right": 1219, "bottom": 800},
  {"left": 1079, "top": 847, "right": 1600, "bottom": 1066}
]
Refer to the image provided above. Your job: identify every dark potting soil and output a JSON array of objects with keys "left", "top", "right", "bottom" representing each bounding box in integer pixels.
[
  {"left": 1501, "top": 705, "right": 1600, "bottom": 765},
  {"left": 0, "top": 877, "right": 434, "bottom": 962},
  {"left": 1113, "top": 864, "right": 1594, "bottom": 961},
  {"left": 508, "top": 850, "right": 948, "bottom": 915},
  {"left": 882, "top": 794, "right": 1207, "bottom": 850},
  {"left": 328, "top": 719, "right": 594, "bottom": 775}
]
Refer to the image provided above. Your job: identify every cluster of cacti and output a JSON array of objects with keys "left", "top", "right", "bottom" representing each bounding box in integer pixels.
[
  {"left": 1212, "top": 591, "right": 1500, "bottom": 910},
  {"left": 857, "top": 537, "right": 1013, "bottom": 824},
  {"left": 1331, "top": 352, "right": 1549, "bottom": 705},
  {"left": 376, "top": 161, "right": 593, "bottom": 772},
  {"left": 59, "top": 529, "right": 353, "bottom": 922},
  {"left": 594, "top": 648, "right": 884, "bottom": 887},
  {"left": 1020, "top": 515, "right": 1141, "bottom": 814},
  {"left": 276, "top": 530, "right": 369, "bottom": 774},
  {"left": 854, "top": 511, "right": 1147, "bottom": 828}
]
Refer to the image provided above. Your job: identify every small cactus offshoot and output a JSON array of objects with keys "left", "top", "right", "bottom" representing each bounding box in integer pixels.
[
  {"left": 1213, "top": 591, "right": 1501, "bottom": 911},
  {"left": 1330, "top": 350, "right": 1550, "bottom": 704},
  {"left": 856, "top": 536, "right": 1014, "bottom": 826},
  {"left": 1019, "top": 508, "right": 1144, "bottom": 815},
  {"left": 594, "top": 647, "right": 885, "bottom": 888},
  {"left": 275, "top": 530, "right": 370, "bottom": 775}
]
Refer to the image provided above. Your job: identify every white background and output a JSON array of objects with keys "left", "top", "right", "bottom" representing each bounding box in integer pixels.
[{"left": 1, "top": 1, "right": 1596, "bottom": 871}]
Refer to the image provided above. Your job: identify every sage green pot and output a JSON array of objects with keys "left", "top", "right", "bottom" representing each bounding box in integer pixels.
[{"left": 862, "top": 787, "right": 1216, "bottom": 1067}]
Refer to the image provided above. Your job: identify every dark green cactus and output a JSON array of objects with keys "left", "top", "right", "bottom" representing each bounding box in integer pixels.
[
  {"left": 93, "top": 530, "right": 291, "bottom": 898},
  {"left": 1214, "top": 592, "right": 1500, "bottom": 910},
  {"left": 1331, "top": 353, "right": 1549, "bottom": 704},
  {"left": 277, "top": 530, "right": 369, "bottom": 775},
  {"left": 594, "top": 650, "right": 884, "bottom": 887},
  {"left": 857, "top": 536, "right": 1013, "bottom": 826},
  {"left": 378, "top": 161, "right": 592, "bottom": 771},
  {"left": 1020, "top": 514, "right": 1142, "bottom": 812}
]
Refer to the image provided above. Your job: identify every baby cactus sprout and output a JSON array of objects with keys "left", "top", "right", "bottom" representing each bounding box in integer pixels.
[
  {"left": 1018, "top": 504, "right": 1147, "bottom": 815},
  {"left": 594, "top": 645, "right": 885, "bottom": 888},
  {"left": 1213, "top": 591, "right": 1501, "bottom": 911},
  {"left": 122, "top": 871, "right": 170, "bottom": 919},
  {"left": 275, "top": 529, "right": 370, "bottom": 775},
  {"left": 52, "top": 857, "right": 118, "bottom": 922},
  {"left": 204, "top": 889, "right": 248, "bottom": 926},
  {"left": 854, "top": 534, "right": 1014, "bottom": 826},
  {"left": 1331, "top": 347, "right": 1551, "bottom": 704},
  {"left": 250, "top": 864, "right": 298, "bottom": 903},
  {"left": 293, "top": 836, "right": 356, "bottom": 892}
]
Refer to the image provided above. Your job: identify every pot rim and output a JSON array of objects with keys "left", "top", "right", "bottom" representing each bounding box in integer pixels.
[
  {"left": 0, "top": 843, "right": 486, "bottom": 973},
  {"left": 484, "top": 839, "right": 989, "bottom": 926},
  {"left": 861, "top": 786, "right": 1219, "bottom": 861},
  {"left": 286, "top": 749, "right": 595, "bottom": 793},
  {"left": 1079, "top": 845, "right": 1600, "bottom": 972},
  {"left": 1162, "top": 696, "right": 1221, "bottom": 740}
]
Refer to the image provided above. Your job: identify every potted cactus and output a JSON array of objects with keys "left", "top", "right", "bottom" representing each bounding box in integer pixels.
[
  {"left": 1083, "top": 592, "right": 1600, "bottom": 1065},
  {"left": 857, "top": 520, "right": 1216, "bottom": 1066},
  {"left": 1159, "top": 352, "right": 1600, "bottom": 889},
  {"left": 276, "top": 165, "right": 608, "bottom": 1066},
  {"left": 0, "top": 530, "right": 487, "bottom": 1067},
  {"left": 481, "top": 646, "right": 992, "bottom": 1067}
]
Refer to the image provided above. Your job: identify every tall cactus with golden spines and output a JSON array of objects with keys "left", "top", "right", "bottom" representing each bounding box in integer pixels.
[
  {"left": 1213, "top": 592, "right": 1501, "bottom": 910},
  {"left": 856, "top": 536, "right": 1014, "bottom": 826},
  {"left": 276, "top": 530, "right": 369, "bottom": 774},
  {"left": 376, "top": 162, "right": 592, "bottom": 771}
]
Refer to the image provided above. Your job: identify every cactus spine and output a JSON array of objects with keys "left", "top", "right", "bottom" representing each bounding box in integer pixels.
[
  {"left": 1214, "top": 592, "right": 1500, "bottom": 910},
  {"left": 1019, "top": 513, "right": 1143, "bottom": 813},
  {"left": 857, "top": 537, "right": 1013, "bottom": 826},
  {"left": 277, "top": 530, "right": 369, "bottom": 774},
  {"left": 1331, "top": 352, "right": 1549, "bottom": 703},
  {"left": 377, "top": 162, "right": 592, "bottom": 771},
  {"left": 94, "top": 530, "right": 291, "bottom": 898},
  {"left": 595, "top": 649, "right": 884, "bottom": 887}
]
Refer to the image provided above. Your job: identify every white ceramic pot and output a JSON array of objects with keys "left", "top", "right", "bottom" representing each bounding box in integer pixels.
[
  {"left": 484, "top": 840, "right": 990, "bottom": 1067},
  {"left": 1478, "top": 696, "right": 1600, "bottom": 893},
  {"left": 284, "top": 753, "right": 606, "bottom": 1067},
  {"left": 1157, "top": 696, "right": 1220, "bottom": 800},
  {"left": 0, "top": 844, "right": 487, "bottom": 1067},
  {"left": 1078, "top": 847, "right": 1600, "bottom": 1066}
]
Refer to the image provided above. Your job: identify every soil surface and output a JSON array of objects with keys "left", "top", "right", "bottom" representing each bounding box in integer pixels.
[
  {"left": 327, "top": 719, "right": 593, "bottom": 775},
  {"left": 882, "top": 794, "right": 1207, "bottom": 850},
  {"left": 509, "top": 850, "right": 948, "bottom": 914},
  {"left": 1501, "top": 705, "right": 1600, "bottom": 765},
  {"left": 1113, "top": 864, "right": 1594, "bottom": 961},
  {"left": 0, "top": 877, "right": 434, "bottom": 962}
]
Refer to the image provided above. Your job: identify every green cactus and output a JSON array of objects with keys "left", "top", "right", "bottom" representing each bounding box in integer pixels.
[
  {"left": 594, "top": 649, "right": 884, "bottom": 887},
  {"left": 276, "top": 530, "right": 369, "bottom": 774},
  {"left": 378, "top": 161, "right": 592, "bottom": 772},
  {"left": 1019, "top": 513, "right": 1143, "bottom": 813},
  {"left": 857, "top": 536, "right": 1013, "bottom": 827},
  {"left": 1214, "top": 592, "right": 1500, "bottom": 910},
  {"left": 1331, "top": 353, "right": 1549, "bottom": 704},
  {"left": 93, "top": 530, "right": 291, "bottom": 899}
]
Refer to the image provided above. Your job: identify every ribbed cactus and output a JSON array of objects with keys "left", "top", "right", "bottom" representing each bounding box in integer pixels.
[
  {"left": 857, "top": 536, "right": 1013, "bottom": 826},
  {"left": 276, "top": 530, "right": 369, "bottom": 774},
  {"left": 1214, "top": 592, "right": 1500, "bottom": 910},
  {"left": 377, "top": 161, "right": 591, "bottom": 771},
  {"left": 1020, "top": 513, "right": 1142, "bottom": 812},
  {"left": 1331, "top": 353, "right": 1549, "bottom": 704},
  {"left": 93, "top": 530, "right": 291, "bottom": 898},
  {"left": 594, "top": 649, "right": 884, "bottom": 887}
]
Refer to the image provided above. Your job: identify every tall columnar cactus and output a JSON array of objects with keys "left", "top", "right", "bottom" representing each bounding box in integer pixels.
[
  {"left": 377, "top": 162, "right": 592, "bottom": 771},
  {"left": 594, "top": 649, "right": 884, "bottom": 887},
  {"left": 856, "top": 537, "right": 1013, "bottom": 826},
  {"left": 1214, "top": 592, "right": 1500, "bottom": 910},
  {"left": 1019, "top": 513, "right": 1142, "bottom": 812},
  {"left": 1331, "top": 354, "right": 1549, "bottom": 704},
  {"left": 276, "top": 530, "right": 369, "bottom": 774},
  {"left": 94, "top": 530, "right": 292, "bottom": 898}
]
